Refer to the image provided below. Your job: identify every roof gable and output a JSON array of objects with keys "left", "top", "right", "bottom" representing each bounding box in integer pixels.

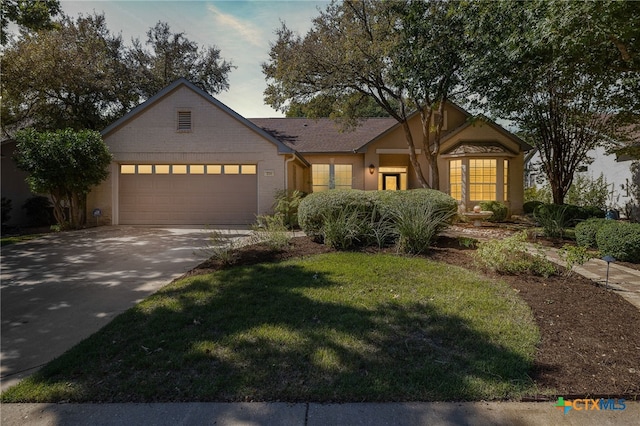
[
  {"left": 441, "top": 116, "right": 533, "bottom": 152},
  {"left": 101, "top": 78, "right": 294, "bottom": 154}
]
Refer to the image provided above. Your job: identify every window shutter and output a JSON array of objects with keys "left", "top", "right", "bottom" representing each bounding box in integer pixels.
[{"left": 177, "top": 111, "right": 192, "bottom": 131}]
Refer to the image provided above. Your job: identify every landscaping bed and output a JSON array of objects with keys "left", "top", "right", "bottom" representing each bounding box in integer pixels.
[{"left": 199, "top": 235, "right": 640, "bottom": 398}]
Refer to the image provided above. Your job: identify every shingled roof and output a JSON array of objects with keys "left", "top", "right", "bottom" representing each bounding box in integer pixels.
[{"left": 249, "top": 117, "right": 397, "bottom": 153}]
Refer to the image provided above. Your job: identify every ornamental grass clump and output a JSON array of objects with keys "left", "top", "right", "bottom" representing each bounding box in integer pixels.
[
  {"left": 251, "top": 214, "right": 291, "bottom": 250},
  {"left": 393, "top": 199, "right": 455, "bottom": 254},
  {"left": 474, "top": 231, "right": 556, "bottom": 277},
  {"left": 298, "top": 189, "right": 458, "bottom": 253}
]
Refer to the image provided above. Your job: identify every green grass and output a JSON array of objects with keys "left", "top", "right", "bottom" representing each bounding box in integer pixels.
[
  {"left": 1, "top": 252, "right": 539, "bottom": 402},
  {"left": 0, "top": 234, "right": 43, "bottom": 246}
]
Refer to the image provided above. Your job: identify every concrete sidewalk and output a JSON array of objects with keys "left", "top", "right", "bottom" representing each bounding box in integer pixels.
[
  {"left": 539, "top": 246, "right": 640, "bottom": 310},
  {"left": 2, "top": 401, "right": 638, "bottom": 425}
]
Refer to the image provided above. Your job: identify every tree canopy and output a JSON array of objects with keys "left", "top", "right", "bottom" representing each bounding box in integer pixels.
[
  {"left": 2, "top": 14, "right": 135, "bottom": 133},
  {"left": 1, "top": 0, "right": 60, "bottom": 44},
  {"left": 127, "top": 21, "right": 234, "bottom": 99},
  {"left": 14, "top": 128, "right": 112, "bottom": 229},
  {"left": 465, "top": 0, "right": 640, "bottom": 204},
  {"left": 263, "top": 0, "right": 471, "bottom": 189},
  {"left": 1, "top": 14, "right": 233, "bottom": 136}
]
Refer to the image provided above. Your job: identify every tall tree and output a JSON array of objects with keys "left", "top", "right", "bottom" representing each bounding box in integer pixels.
[
  {"left": 1, "top": 13, "right": 135, "bottom": 134},
  {"left": 263, "top": 0, "right": 470, "bottom": 189},
  {"left": 1, "top": 0, "right": 60, "bottom": 44},
  {"left": 127, "top": 21, "right": 234, "bottom": 99},
  {"left": 466, "top": 0, "right": 639, "bottom": 204},
  {"left": 286, "top": 93, "right": 391, "bottom": 120},
  {"left": 14, "top": 128, "right": 112, "bottom": 229}
]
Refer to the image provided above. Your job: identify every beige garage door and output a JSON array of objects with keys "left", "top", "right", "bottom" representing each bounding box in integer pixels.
[{"left": 119, "top": 164, "right": 257, "bottom": 225}]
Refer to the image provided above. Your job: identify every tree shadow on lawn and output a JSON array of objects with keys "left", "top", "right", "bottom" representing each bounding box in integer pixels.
[{"left": 7, "top": 259, "right": 536, "bottom": 402}]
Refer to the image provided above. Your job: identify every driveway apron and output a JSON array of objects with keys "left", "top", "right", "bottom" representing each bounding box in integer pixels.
[{"left": 0, "top": 226, "right": 247, "bottom": 391}]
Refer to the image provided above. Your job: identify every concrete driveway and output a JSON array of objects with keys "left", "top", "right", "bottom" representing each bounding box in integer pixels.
[{"left": 1, "top": 226, "right": 249, "bottom": 391}]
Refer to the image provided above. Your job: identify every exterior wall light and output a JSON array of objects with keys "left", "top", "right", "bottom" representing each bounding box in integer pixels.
[{"left": 369, "top": 164, "right": 375, "bottom": 175}]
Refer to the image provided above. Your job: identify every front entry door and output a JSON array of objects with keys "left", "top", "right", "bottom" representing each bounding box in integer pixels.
[{"left": 383, "top": 173, "right": 400, "bottom": 191}]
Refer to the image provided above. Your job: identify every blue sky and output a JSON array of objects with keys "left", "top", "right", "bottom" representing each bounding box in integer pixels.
[{"left": 60, "top": 1, "right": 329, "bottom": 117}]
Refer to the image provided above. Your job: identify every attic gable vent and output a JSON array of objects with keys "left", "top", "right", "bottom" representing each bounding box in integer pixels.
[{"left": 177, "top": 111, "right": 192, "bottom": 131}]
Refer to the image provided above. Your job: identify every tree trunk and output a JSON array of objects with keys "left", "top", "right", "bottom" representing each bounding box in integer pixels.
[
  {"left": 50, "top": 191, "right": 67, "bottom": 227},
  {"left": 401, "top": 121, "right": 430, "bottom": 188},
  {"left": 419, "top": 107, "right": 443, "bottom": 191}
]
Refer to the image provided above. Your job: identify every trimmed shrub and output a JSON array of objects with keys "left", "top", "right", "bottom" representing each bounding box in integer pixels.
[
  {"left": 298, "top": 190, "right": 376, "bottom": 241},
  {"left": 297, "top": 189, "right": 457, "bottom": 250},
  {"left": 22, "top": 196, "right": 54, "bottom": 226},
  {"left": 575, "top": 218, "right": 608, "bottom": 248},
  {"left": 523, "top": 201, "right": 543, "bottom": 215},
  {"left": 535, "top": 203, "right": 604, "bottom": 228},
  {"left": 580, "top": 206, "right": 606, "bottom": 219},
  {"left": 595, "top": 221, "right": 640, "bottom": 263},
  {"left": 479, "top": 201, "right": 508, "bottom": 222},
  {"left": 1, "top": 197, "right": 12, "bottom": 224}
]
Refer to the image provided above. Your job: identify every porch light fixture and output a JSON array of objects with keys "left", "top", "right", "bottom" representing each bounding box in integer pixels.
[{"left": 369, "top": 164, "right": 375, "bottom": 175}]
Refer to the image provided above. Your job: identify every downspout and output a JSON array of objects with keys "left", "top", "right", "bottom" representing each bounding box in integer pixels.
[{"left": 285, "top": 154, "right": 296, "bottom": 193}]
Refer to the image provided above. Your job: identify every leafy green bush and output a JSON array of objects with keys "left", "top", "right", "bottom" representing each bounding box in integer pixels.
[
  {"left": 473, "top": 231, "right": 556, "bottom": 277},
  {"left": 479, "top": 201, "right": 508, "bottom": 222},
  {"left": 1, "top": 197, "right": 12, "bottom": 224},
  {"left": 298, "top": 190, "right": 376, "bottom": 240},
  {"left": 565, "top": 173, "right": 609, "bottom": 211},
  {"left": 575, "top": 218, "right": 608, "bottom": 248},
  {"left": 558, "top": 244, "right": 595, "bottom": 276},
  {"left": 595, "top": 222, "right": 640, "bottom": 263},
  {"left": 580, "top": 206, "right": 606, "bottom": 219},
  {"left": 523, "top": 200, "right": 543, "bottom": 215},
  {"left": 524, "top": 185, "right": 551, "bottom": 204},
  {"left": 22, "top": 196, "right": 54, "bottom": 226},
  {"left": 273, "top": 189, "right": 305, "bottom": 229},
  {"left": 535, "top": 203, "right": 604, "bottom": 233}
]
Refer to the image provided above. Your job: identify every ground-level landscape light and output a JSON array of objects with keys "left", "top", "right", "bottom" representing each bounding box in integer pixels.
[{"left": 602, "top": 255, "right": 615, "bottom": 289}]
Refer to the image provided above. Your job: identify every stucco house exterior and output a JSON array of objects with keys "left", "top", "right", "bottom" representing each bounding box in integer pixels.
[{"left": 28, "top": 78, "right": 530, "bottom": 226}]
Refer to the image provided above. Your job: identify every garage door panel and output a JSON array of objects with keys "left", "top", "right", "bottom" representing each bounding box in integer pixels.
[{"left": 119, "top": 168, "right": 257, "bottom": 225}]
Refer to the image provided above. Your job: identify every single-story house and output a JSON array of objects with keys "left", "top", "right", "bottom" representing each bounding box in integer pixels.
[{"left": 8, "top": 78, "right": 532, "bottom": 226}]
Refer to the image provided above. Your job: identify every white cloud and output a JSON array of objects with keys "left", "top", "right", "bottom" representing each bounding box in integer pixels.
[{"left": 207, "top": 4, "right": 263, "bottom": 48}]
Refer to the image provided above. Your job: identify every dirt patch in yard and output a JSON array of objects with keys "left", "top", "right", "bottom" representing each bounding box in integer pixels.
[{"left": 186, "top": 235, "right": 640, "bottom": 400}]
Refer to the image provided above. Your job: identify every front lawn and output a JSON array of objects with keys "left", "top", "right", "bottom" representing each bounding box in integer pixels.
[{"left": 1, "top": 252, "right": 539, "bottom": 402}]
